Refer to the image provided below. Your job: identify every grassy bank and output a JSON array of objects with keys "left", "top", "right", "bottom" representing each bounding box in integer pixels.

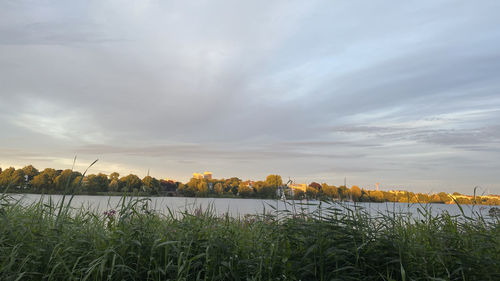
[{"left": 0, "top": 194, "right": 499, "bottom": 281}]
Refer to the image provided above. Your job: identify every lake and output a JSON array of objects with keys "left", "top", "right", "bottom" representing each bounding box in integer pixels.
[{"left": 7, "top": 193, "right": 497, "bottom": 218}]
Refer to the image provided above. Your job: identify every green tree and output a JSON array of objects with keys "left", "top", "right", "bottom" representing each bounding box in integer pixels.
[
  {"left": 109, "top": 172, "right": 120, "bottom": 181},
  {"left": 369, "top": 191, "right": 385, "bottom": 202},
  {"left": 430, "top": 194, "right": 443, "bottom": 203},
  {"left": 238, "top": 183, "right": 253, "bottom": 197},
  {"left": 187, "top": 178, "right": 201, "bottom": 193},
  {"left": 31, "top": 168, "right": 58, "bottom": 191},
  {"left": 22, "top": 165, "right": 39, "bottom": 182},
  {"left": 306, "top": 186, "right": 319, "bottom": 199},
  {"left": 178, "top": 182, "right": 196, "bottom": 197},
  {"left": 0, "top": 167, "right": 15, "bottom": 188},
  {"left": 87, "top": 173, "right": 109, "bottom": 193},
  {"left": 197, "top": 181, "right": 208, "bottom": 194},
  {"left": 417, "top": 193, "right": 430, "bottom": 203},
  {"left": 11, "top": 169, "right": 26, "bottom": 188},
  {"left": 224, "top": 177, "right": 241, "bottom": 194},
  {"left": 293, "top": 189, "right": 305, "bottom": 199},
  {"left": 142, "top": 176, "right": 160, "bottom": 194},
  {"left": 265, "top": 175, "right": 282, "bottom": 187},
  {"left": 438, "top": 192, "right": 451, "bottom": 203},
  {"left": 456, "top": 197, "right": 472, "bottom": 205},
  {"left": 253, "top": 181, "right": 266, "bottom": 192},
  {"left": 350, "top": 185, "right": 362, "bottom": 202},
  {"left": 309, "top": 182, "right": 322, "bottom": 190},
  {"left": 54, "top": 169, "right": 82, "bottom": 191},
  {"left": 72, "top": 176, "right": 83, "bottom": 188},
  {"left": 255, "top": 179, "right": 277, "bottom": 198},
  {"left": 338, "top": 185, "right": 349, "bottom": 200},
  {"left": 119, "top": 174, "right": 142, "bottom": 192},
  {"left": 108, "top": 179, "right": 120, "bottom": 192},
  {"left": 383, "top": 192, "right": 396, "bottom": 202},
  {"left": 214, "top": 182, "right": 224, "bottom": 195},
  {"left": 321, "top": 183, "right": 338, "bottom": 198}
]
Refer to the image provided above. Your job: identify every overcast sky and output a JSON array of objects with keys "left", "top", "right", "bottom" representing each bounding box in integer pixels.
[{"left": 1, "top": 0, "right": 499, "bottom": 194}]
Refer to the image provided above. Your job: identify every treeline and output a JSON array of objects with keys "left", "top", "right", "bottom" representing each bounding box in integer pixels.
[
  {"left": 0, "top": 165, "right": 499, "bottom": 205},
  {"left": 0, "top": 165, "right": 177, "bottom": 195},
  {"left": 180, "top": 176, "right": 500, "bottom": 205}
]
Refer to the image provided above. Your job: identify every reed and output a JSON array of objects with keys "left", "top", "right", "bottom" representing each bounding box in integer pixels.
[{"left": 0, "top": 192, "right": 499, "bottom": 281}]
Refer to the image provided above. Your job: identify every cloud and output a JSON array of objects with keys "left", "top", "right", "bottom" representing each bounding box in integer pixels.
[{"left": 0, "top": 0, "right": 499, "bottom": 192}]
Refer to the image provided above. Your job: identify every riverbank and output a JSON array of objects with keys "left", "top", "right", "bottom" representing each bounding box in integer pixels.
[{"left": 1, "top": 195, "right": 498, "bottom": 280}]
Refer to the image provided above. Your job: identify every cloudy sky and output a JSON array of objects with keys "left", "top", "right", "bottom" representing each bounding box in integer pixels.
[{"left": 1, "top": 0, "right": 499, "bottom": 194}]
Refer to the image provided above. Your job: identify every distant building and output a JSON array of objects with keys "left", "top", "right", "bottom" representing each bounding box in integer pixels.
[
  {"left": 192, "top": 173, "right": 203, "bottom": 180},
  {"left": 192, "top": 172, "right": 213, "bottom": 180},
  {"left": 203, "top": 172, "right": 212, "bottom": 180},
  {"left": 388, "top": 190, "right": 407, "bottom": 195},
  {"left": 289, "top": 183, "right": 307, "bottom": 193}
]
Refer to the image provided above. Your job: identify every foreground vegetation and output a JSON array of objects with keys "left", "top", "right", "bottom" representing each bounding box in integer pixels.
[
  {"left": 1, "top": 164, "right": 499, "bottom": 205},
  {"left": 1, "top": 192, "right": 499, "bottom": 280}
]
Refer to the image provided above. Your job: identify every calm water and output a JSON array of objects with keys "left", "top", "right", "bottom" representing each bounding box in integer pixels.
[{"left": 7, "top": 194, "right": 497, "bottom": 218}]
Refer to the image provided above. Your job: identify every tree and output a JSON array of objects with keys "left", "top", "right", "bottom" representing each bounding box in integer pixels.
[
  {"left": 238, "top": 183, "right": 253, "bottom": 197},
  {"left": 383, "top": 192, "right": 396, "bottom": 202},
  {"left": 253, "top": 181, "right": 274, "bottom": 198},
  {"left": 87, "top": 173, "right": 109, "bottom": 193},
  {"left": 177, "top": 183, "right": 196, "bottom": 197},
  {"left": 119, "top": 174, "right": 142, "bottom": 192},
  {"left": 253, "top": 181, "right": 266, "bottom": 192},
  {"left": 306, "top": 186, "right": 319, "bottom": 199},
  {"left": 109, "top": 172, "right": 120, "bottom": 181},
  {"left": 197, "top": 181, "right": 208, "bottom": 194},
  {"left": 224, "top": 177, "right": 241, "bottom": 194},
  {"left": 438, "top": 192, "right": 451, "bottom": 203},
  {"left": 31, "top": 168, "right": 58, "bottom": 191},
  {"left": 160, "top": 180, "right": 177, "bottom": 192},
  {"left": 417, "top": 193, "right": 430, "bottom": 203},
  {"left": 11, "top": 169, "right": 26, "bottom": 188},
  {"left": 338, "top": 185, "right": 349, "bottom": 200},
  {"left": 456, "top": 197, "right": 472, "bottom": 205},
  {"left": 72, "top": 176, "right": 83, "bottom": 188},
  {"left": 369, "top": 191, "right": 385, "bottom": 202},
  {"left": 309, "top": 182, "right": 322, "bottom": 190},
  {"left": 265, "top": 175, "right": 282, "bottom": 187},
  {"left": 0, "top": 167, "right": 15, "bottom": 188},
  {"left": 350, "top": 186, "right": 362, "bottom": 202},
  {"left": 187, "top": 177, "right": 202, "bottom": 194},
  {"left": 142, "top": 176, "right": 160, "bottom": 193},
  {"left": 108, "top": 179, "right": 120, "bottom": 192},
  {"left": 293, "top": 189, "right": 305, "bottom": 199},
  {"left": 54, "top": 169, "right": 82, "bottom": 191},
  {"left": 430, "top": 194, "right": 443, "bottom": 203},
  {"left": 322, "top": 183, "right": 338, "bottom": 198},
  {"left": 22, "top": 165, "right": 39, "bottom": 181},
  {"left": 214, "top": 182, "right": 223, "bottom": 195}
]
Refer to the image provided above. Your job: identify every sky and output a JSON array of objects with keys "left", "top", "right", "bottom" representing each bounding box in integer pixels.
[{"left": 1, "top": 0, "right": 499, "bottom": 194}]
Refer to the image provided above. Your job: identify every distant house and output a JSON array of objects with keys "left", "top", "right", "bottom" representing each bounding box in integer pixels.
[
  {"left": 289, "top": 183, "right": 307, "bottom": 193},
  {"left": 277, "top": 183, "right": 307, "bottom": 198},
  {"left": 192, "top": 173, "right": 203, "bottom": 180},
  {"left": 203, "top": 172, "right": 212, "bottom": 180},
  {"left": 193, "top": 172, "right": 213, "bottom": 180}
]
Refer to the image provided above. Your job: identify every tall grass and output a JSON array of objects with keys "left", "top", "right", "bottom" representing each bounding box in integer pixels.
[{"left": 0, "top": 192, "right": 498, "bottom": 281}]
